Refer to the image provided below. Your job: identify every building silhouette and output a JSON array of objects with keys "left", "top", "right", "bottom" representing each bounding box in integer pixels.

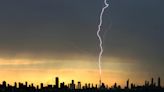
[
  {"left": 151, "top": 78, "right": 154, "bottom": 86},
  {"left": 0, "top": 77, "right": 163, "bottom": 92},
  {"left": 77, "top": 81, "right": 81, "bottom": 89},
  {"left": 158, "top": 77, "right": 161, "bottom": 87},
  {"left": 55, "top": 77, "right": 59, "bottom": 88},
  {"left": 126, "top": 79, "right": 129, "bottom": 89},
  {"left": 70, "top": 80, "right": 75, "bottom": 90}
]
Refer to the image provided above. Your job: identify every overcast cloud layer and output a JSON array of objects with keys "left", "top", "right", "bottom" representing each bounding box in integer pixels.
[{"left": 0, "top": 0, "right": 163, "bottom": 75}]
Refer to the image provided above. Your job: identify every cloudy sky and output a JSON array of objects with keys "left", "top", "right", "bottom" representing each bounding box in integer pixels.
[{"left": 0, "top": 0, "right": 164, "bottom": 86}]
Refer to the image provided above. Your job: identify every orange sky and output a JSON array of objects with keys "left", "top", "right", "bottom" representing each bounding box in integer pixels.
[{"left": 0, "top": 56, "right": 161, "bottom": 87}]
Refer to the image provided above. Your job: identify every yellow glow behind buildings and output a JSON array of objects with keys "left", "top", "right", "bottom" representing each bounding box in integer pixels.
[{"left": 0, "top": 56, "right": 161, "bottom": 87}]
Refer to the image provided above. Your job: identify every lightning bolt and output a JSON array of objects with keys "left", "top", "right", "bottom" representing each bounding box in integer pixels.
[{"left": 97, "top": 0, "right": 109, "bottom": 87}]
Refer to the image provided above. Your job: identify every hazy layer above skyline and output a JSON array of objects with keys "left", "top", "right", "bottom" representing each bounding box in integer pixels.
[{"left": 0, "top": 0, "right": 164, "bottom": 86}]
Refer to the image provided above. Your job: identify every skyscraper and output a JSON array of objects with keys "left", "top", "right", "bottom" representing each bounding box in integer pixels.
[
  {"left": 158, "top": 77, "right": 161, "bottom": 87},
  {"left": 77, "top": 82, "right": 81, "bottom": 89},
  {"left": 2, "top": 81, "right": 6, "bottom": 87},
  {"left": 70, "top": 80, "right": 75, "bottom": 89},
  {"left": 40, "top": 83, "right": 43, "bottom": 89},
  {"left": 25, "top": 81, "right": 28, "bottom": 87},
  {"left": 55, "top": 77, "right": 59, "bottom": 88},
  {"left": 99, "top": 79, "right": 101, "bottom": 88},
  {"left": 126, "top": 79, "right": 129, "bottom": 89},
  {"left": 151, "top": 78, "right": 154, "bottom": 86}
]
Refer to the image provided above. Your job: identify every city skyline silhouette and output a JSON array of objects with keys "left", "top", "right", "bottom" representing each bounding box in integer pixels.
[
  {"left": 0, "top": 76, "right": 163, "bottom": 92},
  {"left": 0, "top": 0, "right": 164, "bottom": 92}
]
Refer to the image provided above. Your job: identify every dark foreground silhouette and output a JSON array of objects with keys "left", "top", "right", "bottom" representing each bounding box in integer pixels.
[{"left": 0, "top": 77, "right": 163, "bottom": 92}]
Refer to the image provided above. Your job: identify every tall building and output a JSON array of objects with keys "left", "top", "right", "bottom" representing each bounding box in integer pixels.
[
  {"left": 77, "top": 82, "right": 81, "bottom": 89},
  {"left": 91, "top": 83, "right": 94, "bottom": 88},
  {"left": 25, "top": 81, "right": 28, "bottom": 87},
  {"left": 60, "top": 82, "right": 65, "bottom": 88},
  {"left": 85, "top": 83, "right": 87, "bottom": 89},
  {"left": 88, "top": 83, "right": 91, "bottom": 88},
  {"left": 95, "top": 84, "right": 98, "bottom": 89},
  {"left": 31, "top": 83, "right": 34, "bottom": 87},
  {"left": 37, "top": 85, "right": 39, "bottom": 89},
  {"left": 99, "top": 79, "right": 101, "bottom": 88},
  {"left": 14, "top": 82, "right": 17, "bottom": 88},
  {"left": 40, "top": 83, "right": 43, "bottom": 89},
  {"left": 126, "top": 79, "right": 129, "bottom": 89},
  {"left": 55, "top": 77, "right": 59, "bottom": 88},
  {"left": 145, "top": 80, "right": 149, "bottom": 86},
  {"left": 151, "top": 78, "right": 154, "bottom": 86},
  {"left": 158, "top": 77, "right": 161, "bottom": 87},
  {"left": 114, "top": 83, "right": 117, "bottom": 88},
  {"left": 70, "top": 80, "right": 75, "bottom": 89},
  {"left": 2, "top": 81, "right": 6, "bottom": 87}
]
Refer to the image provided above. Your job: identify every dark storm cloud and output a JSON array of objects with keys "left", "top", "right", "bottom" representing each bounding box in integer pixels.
[
  {"left": 0, "top": 0, "right": 102, "bottom": 58},
  {"left": 0, "top": 0, "right": 163, "bottom": 65},
  {"left": 102, "top": 0, "right": 164, "bottom": 74}
]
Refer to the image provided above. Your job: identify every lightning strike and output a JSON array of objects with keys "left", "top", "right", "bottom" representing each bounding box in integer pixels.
[{"left": 96, "top": 0, "right": 109, "bottom": 87}]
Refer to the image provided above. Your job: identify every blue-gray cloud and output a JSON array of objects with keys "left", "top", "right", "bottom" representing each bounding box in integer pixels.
[{"left": 0, "top": 0, "right": 163, "bottom": 68}]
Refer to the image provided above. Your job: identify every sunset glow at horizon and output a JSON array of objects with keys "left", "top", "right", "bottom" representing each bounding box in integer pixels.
[{"left": 0, "top": 55, "right": 163, "bottom": 87}]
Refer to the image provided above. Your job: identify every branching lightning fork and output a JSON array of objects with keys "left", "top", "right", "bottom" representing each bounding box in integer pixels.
[{"left": 96, "top": 0, "right": 109, "bottom": 86}]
